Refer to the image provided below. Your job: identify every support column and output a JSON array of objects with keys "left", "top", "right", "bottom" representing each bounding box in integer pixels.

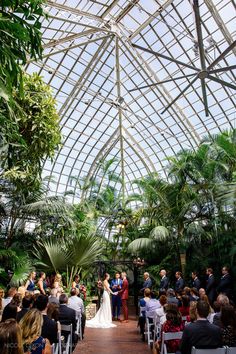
[{"left": 115, "top": 36, "right": 125, "bottom": 207}]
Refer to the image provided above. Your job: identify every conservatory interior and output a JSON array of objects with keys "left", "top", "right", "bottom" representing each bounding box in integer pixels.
[{"left": 0, "top": 0, "right": 236, "bottom": 353}]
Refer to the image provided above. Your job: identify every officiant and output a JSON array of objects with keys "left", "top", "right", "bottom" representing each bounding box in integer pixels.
[{"left": 111, "top": 272, "right": 122, "bottom": 321}]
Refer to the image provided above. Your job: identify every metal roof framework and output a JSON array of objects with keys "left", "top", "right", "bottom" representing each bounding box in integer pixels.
[{"left": 26, "top": 0, "right": 236, "bottom": 204}]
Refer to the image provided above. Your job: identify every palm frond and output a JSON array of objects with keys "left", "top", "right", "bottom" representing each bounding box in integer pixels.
[
  {"left": 150, "top": 226, "right": 169, "bottom": 241},
  {"left": 128, "top": 238, "right": 152, "bottom": 253}
]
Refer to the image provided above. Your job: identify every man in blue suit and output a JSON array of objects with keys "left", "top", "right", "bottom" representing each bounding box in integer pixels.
[
  {"left": 111, "top": 272, "right": 122, "bottom": 320},
  {"left": 140, "top": 272, "right": 152, "bottom": 294},
  {"left": 175, "top": 271, "right": 185, "bottom": 292}
]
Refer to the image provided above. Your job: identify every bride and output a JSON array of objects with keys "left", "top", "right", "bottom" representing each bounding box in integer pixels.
[{"left": 86, "top": 273, "right": 117, "bottom": 328}]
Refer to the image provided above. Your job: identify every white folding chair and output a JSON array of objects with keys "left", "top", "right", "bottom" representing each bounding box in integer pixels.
[
  {"left": 60, "top": 324, "right": 73, "bottom": 354},
  {"left": 153, "top": 315, "right": 161, "bottom": 341},
  {"left": 75, "top": 310, "right": 83, "bottom": 340},
  {"left": 226, "top": 348, "right": 236, "bottom": 354},
  {"left": 160, "top": 331, "right": 183, "bottom": 354},
  {"left": 145, "top": 317, "right": 154, "bottom": 346},
  {"left": 51, "top": 322, "right": 62, "bottom": 354},
  {"left": 51, "top": 343, "right": 55, "bottom": 354},
  {"left": 191, "top": 347, "right": 226, "bottom": 354}
]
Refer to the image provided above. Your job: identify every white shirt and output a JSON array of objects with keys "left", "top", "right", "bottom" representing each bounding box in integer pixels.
[
  {"left": 68, "top": 295, "right": 84, "bottom": 315},
  {"left": 154, "top": 306, "right": 165, "bottom": 325}
]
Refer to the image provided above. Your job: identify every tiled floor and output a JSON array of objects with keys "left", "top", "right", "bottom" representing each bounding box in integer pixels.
[{"left": 74, "top": 314, "right": 150, "bottom": 354}]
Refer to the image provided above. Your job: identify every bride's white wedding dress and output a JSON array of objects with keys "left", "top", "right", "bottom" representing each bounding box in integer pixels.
[{"left": 86, "top": 287, "right": 116, "bottom": 328}]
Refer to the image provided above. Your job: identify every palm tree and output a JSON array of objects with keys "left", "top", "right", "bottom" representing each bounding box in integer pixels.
[{"left": 34, "top": 232, "right": 103, "bottom": 288}]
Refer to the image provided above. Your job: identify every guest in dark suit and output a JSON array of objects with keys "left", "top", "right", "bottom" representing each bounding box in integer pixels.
[
  {"left": 217, "top": 266, "right": 233, "bottom": 299},
  {"left": 206, "top": 267, "right": 217, "bottom": 305},
  {"left": 175, "top": 271, "right": 184, "bottom": 292},
  {"left": 159, "top": 269, "right": 169, "bottom": 291},
  {"left": 191, "top": 272, "right": 201, "bottom": 290},
  {"left": 179, "top": 300, "right": 222, "bottom": 354},
  {"left": 58, "top": 293, "right": 78, "bottom": 346},
  {"left": 119, "top": 272, "right": 129, "bottom": 322},
  {"left": 140, "top": 272, "right": 152, "bottom": 294},
  {"left": 34, "top": 294, "right": 58, "bottom": 344},
  {"left": 16, "top": 294, "right": 33, "bottom": 322}
]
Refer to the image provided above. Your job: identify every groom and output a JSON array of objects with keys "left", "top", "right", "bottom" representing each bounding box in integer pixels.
[
  {"left": 111, "top": 272, "right": 122, "bottom": 321},
  {"left": 119, "top": 272, "right": 129, "bottom": 323}
]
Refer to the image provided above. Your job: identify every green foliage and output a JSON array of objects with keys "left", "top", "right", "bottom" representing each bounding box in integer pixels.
[
  {"left": 0, "top": 0, "right": 45, "bottom": 90},
  {"left": 2, "top": 72, "right": 61, "bottom": 184}
]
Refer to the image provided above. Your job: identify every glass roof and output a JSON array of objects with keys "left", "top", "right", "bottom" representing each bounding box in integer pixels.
[{"left": 26, "top": 0, "right": 236, "bottom": 203}]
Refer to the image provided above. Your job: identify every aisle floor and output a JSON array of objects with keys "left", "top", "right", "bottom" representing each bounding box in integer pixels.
[{"left": 74, "top": 315, "right": 150, "bottom": 354}]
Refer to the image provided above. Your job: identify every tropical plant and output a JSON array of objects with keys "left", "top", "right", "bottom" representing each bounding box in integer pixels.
[{"left": 34, "top": 232, "right": 103, "bottom": 288}]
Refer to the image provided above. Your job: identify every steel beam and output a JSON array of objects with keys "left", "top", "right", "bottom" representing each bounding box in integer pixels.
[
  {"left": 192, "top": 0, "right": 209, "bottom": 116},
  {"left": 28, "top": 35, "right": 111, "bottom": 62},
  {"left": 123, "top": 128, "right": 156, "bottom": 173},
  {"left": 115, "top": 0, "right": 139, "bottom": 23},
  {"left": 132, "top": 43, "right": 199, "bottom": 72},
  {"left": 46, "top": 1, "right": 106, "bottom": 24},
  {"left": 58, "top": 35, "right": 114, "bottom": 116},
  {"left": 115, "top": 36, "right": 126, "bottom": 207},
  {"left": 204, "top": 0, "right": 236, "bottom": 58},
  {"left": 208, "top": 40, "right": 236, "bottom": 70},
  {"left": 80, "top": 129, "right": 120, "bottom": 200},
  {"left": 43, "top": 28, "right": 107, "bottom": 49},
  {"left": 101, "top": 0, "right": 120, "bottom": 19},
  {"left": 208, "top": 75, "right": 236, "bottom": 91},
  {"left": 128, "top": 73, "right": 196, "bottom": 92},
  {"left": 129, "top": 0, "right": 173, "bottom": 40},
  {"left": 161, "top": 76, "right": 198, "bottom": 114},
  {"left": 121, "top": 38, "right": 200, "bottom": 144}
]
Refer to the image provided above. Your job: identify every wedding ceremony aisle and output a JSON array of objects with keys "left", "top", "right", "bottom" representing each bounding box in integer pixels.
[{"left": 75, "top": 314, "right": 149, "bottom": 354}]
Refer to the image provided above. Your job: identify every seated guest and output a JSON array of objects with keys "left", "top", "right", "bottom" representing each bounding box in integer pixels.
[
  {"left": 153, "top": 304, "right": 184, "bottom": 354},
  {"left": 17, "top": 294, "right": 34, "bottom": 322},
  {"left": 213, "top": 294, "right": 230, "bottom": 327},
  {"left": 11, "top": 294, "right": 22, "bottom": 312},
  {"left": 187, "top": 301, "right": 197, "bottom": 323},
  {"left": 47, "top": 303, "right": 59, "bottom": 321},
  {"left": 183, "top": 287, "right": 191, "bottom": 296},
  {"left": 48, "top": 288, "right": 59, "bottom": 304},
  {"left": 20, "top": 308, "right": 50, "bottom": 354},
  {"left": 68, "top": 288, "right": 86, "bottom": 338},
  {"left": 138, "top": 288, "right": 151, "bottom": 341},
  {"left": 198, "top": 288, "right": 206, "bottom": 299},
  {"left": 189, "top": 288, "right": 199, "bottom": 302},
  {"left": 4, "top": 287, "right": 17, "bottom": 306},
  {"left": 58, "top": 294, "right": 77, "bottom": 347},
  {"left": 1, "top": 303, "right": 18, "bottom": 322},
  {"left": 221, "top": 304, "right": 236, "bottom": 347},
  {"left": 179, "top": 300, "right": 222, "bottom": 354},
  {"left": 146, "top": 291, "right": 161, "bottom": 320},
  {"left": 34, "top": 294, "right": 58, "bottom": 344},
  {"left": 208, "top": 301, "right": 221, "bottom": 323},
  {"left": 0, "top": 318, "right": 23, "bottom": 354},
  {"left": 68, "top": 288, "right": 84, "bottom": 315},
  {"left": 25, "top": 271, "right": 36, "bottom": 293},
  {"left": 201, "top": 294, "right": 214, "bottom": 321},
  {"left": 179, "top": 295, "right": 190, "bottom": 316},
  {"left": 154, "top": 295, "right": 167, "bottom": 326},
  {"left": 166, "top": 288, "right": 179, "bottom": 306}
]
